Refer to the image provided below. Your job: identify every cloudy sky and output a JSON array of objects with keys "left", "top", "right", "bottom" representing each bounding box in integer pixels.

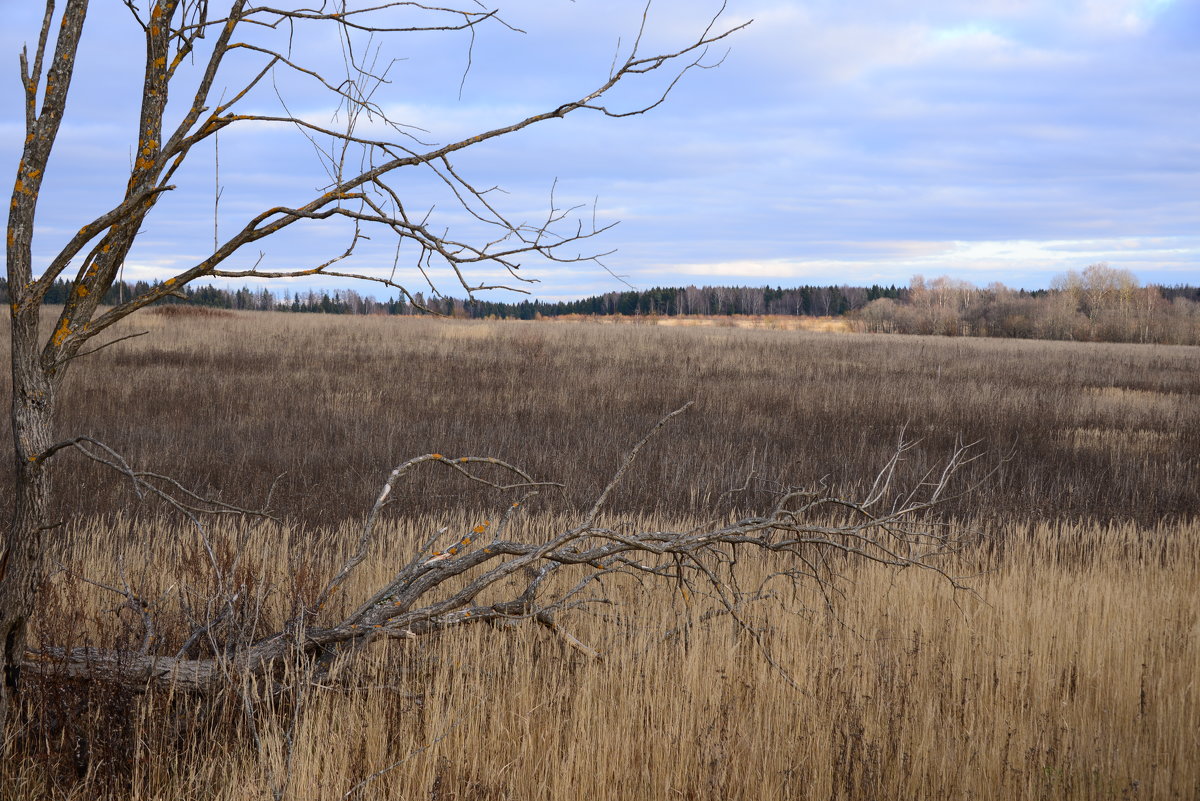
[{"left": 3, "top": 0, "right": 1198, "bottom": 301}]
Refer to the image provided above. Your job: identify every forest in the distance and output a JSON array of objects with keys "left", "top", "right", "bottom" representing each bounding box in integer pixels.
[{"left": 5, "top": 263, "right": 1198, "bottom": 345}]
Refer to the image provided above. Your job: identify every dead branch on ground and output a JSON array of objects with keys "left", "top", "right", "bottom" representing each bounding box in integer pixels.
[{"left": 24, "top": 405, "right": 981, "bottom": 693}]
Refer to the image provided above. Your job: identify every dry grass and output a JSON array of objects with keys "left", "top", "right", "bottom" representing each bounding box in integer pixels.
[
  {"left": 558, "top": 313, "right": 855, "bottom": 332},
  {"left": 2, "top": 310, "right": 1196, "bottom": 525},
  {"left": 9, "top": 515, "right": 1198, "bottom": 800},
  {"left": 1, "top": 309, "right": 1197, "bottom": 798}
]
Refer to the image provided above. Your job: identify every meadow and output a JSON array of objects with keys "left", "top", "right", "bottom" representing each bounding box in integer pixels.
[{"left": 1, "top": 310, "right": 1197, "bottom": 799}]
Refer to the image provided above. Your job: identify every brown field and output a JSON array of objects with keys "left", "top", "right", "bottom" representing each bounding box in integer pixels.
[
  {"left": 3, "top": 310, "right": 1197, "bottom": 525},
  {"left": 1, "top": 310, "right": 1197, "bottom": 799},
  {"left": 550, "top": 312, "right": 856, "bottom": 333}
]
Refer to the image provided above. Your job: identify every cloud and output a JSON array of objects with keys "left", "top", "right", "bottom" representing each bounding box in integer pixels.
[
  {"left": 2, "top": 1, "right": 1196, "bottom": 300},
  {"left": 654, "top": 235, "right": 1200, "bottom": 288}
]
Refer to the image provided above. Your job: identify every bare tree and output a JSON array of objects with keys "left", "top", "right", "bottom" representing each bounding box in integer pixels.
[
  {"left": 5, "top": 6, "right": 980, "bottom": 771},
  {"left": 3, "top": 0, "right": 748, "bottom": 731}
]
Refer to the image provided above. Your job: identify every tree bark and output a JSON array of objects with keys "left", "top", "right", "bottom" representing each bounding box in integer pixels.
[
  {"left": 2, "top": 309, "right": 57, "bottom": 738},
  {"left": 4, "top": 0, "right": 88, "bottom": 738}
]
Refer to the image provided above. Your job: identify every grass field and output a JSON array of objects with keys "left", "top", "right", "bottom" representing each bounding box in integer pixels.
[
  {"left": 4, "top": 309, "right": 1197, "bottom": 525},
  {"left": 2, "top": 310, "right": 1197, "bottom": 799}
]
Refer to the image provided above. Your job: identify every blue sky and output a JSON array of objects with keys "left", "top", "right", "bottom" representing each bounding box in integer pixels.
[{"left": 3, "top": 1, "right": 1198, "bottom": 302}]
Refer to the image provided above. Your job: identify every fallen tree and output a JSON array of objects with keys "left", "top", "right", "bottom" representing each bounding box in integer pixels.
[{"left": 24, "top": 404, "right": 980, "bottom": 695}]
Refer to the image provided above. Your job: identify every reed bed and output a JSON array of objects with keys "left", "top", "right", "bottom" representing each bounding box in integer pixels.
[
  {"left": 1, "top": 309, "right": 1197, "bottom": 798},
  {"left": 10, "top": 514, "right": 1198, "bottom": 800}
]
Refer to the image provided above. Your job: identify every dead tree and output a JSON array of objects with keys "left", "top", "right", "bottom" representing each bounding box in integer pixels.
[
  {"left": 3, "top": 0, "right": 747, "bottom": 733},
  {"left": 23, "top": 404, "right": 980, "bottom": 696}
]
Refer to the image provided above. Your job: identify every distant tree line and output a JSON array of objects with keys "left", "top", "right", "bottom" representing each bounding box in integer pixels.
[
  {"left": 0, "top": 279, "right": 902, "bottom": 319},
  {"left": 468, "top": 284, "right": 904, "bottom": 318},
  {"left": 4, "top": 267, "right": 1196, "bottom": 344},
  {"left": 854, "top": 266, "right": 1200, "bottom": 345},
  {"left": 0, "top": 278, "right": 411, "bottom": 315}
]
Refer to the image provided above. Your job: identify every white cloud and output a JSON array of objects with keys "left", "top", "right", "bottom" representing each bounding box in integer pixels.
[{"left": 657, "top": 236, "right": 1200, "bottom": 287}]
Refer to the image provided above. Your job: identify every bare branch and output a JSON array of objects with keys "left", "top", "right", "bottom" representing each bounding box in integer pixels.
[
  {"left": 45, "top": 4, "right": 748, "bottom": 349},
  {"left": 26, "top": 406, "right": 981, "bottom": 700},
  {"left": 46, "top": 330, "right": 150, "bottom": 370},
  {"left": 585, "top": 401, "right": 694, "bottom": 525}
]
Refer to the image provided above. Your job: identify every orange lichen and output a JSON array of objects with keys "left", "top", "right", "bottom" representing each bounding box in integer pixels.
[
  {"left": 51, "top": 319, "right": 71, "bottom": 346},
  {"left": 75, "top": 285, "right": 88, "bottom": 297}
]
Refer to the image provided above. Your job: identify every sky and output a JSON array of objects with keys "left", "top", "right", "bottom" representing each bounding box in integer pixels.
[{"left": 3, "top": 0, "right": 1198, "bottom": 302}]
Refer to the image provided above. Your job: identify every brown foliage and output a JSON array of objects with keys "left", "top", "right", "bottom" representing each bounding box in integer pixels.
[{"left": 148, "top": 305, "right": 236, "bottom": 319}]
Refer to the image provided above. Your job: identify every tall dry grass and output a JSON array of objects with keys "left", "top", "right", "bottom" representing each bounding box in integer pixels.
[
  {"left": 9, "top": 514, "right": 1198, "bottom": 800},
  {"left": 1, "top": 309, "right": 1197, "bottom": 798}
]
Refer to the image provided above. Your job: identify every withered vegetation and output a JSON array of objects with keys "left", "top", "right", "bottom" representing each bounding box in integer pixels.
[
  {"left": 3, "top": 309, "right": 1195, "bottom": 525},
  {"left": 1, "top": 310, "right": 1196, "bottom": 800}
]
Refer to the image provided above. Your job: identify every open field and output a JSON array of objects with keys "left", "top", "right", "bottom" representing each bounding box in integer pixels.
[
  {"left": 2, "top": 310, "right": 1198, "bottom": 799},
  {"left": 3, "top": 309, "right": 1198, "bottom": 525}
]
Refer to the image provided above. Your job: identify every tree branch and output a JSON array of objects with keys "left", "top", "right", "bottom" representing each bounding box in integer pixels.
[{"left": 25, "top": 408, "right": 980, "bottom": 696}]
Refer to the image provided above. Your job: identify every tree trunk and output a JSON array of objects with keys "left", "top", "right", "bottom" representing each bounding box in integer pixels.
[{"left": 1, "top": 310, "right": 56, "bottom": 740}]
